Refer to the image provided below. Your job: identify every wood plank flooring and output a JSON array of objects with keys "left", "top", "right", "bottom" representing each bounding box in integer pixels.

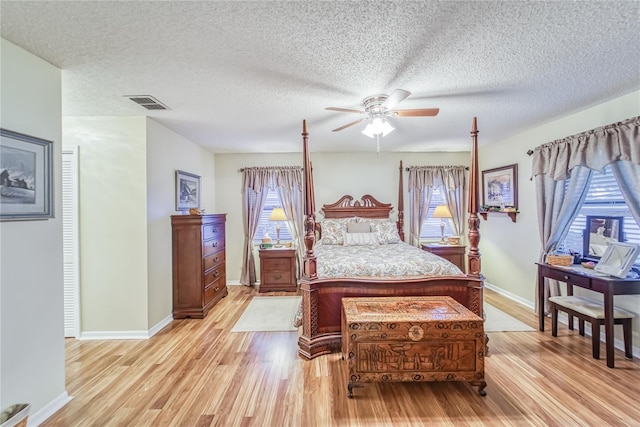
[{"left": 42, "top": 285, "right": 640, "bottom": 427}]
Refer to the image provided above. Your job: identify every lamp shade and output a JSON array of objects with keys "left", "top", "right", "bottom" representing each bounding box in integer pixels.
[
  {"left": 432, "top": 205, "right": 452, "bottom": 219},
  {"left": 269, "top": 207, "right": 287, "bottom": 221}
]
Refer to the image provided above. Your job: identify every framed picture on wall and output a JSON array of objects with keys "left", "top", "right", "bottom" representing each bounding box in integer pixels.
[
  {"left": 0, "top": 128, "right": 53, "bottom": 221},
  {"left": 175, "top": 170, "right": 201, "bottom": 211},
  {"left": 482, "top": 163, "right": 518, "bottom": 210}
]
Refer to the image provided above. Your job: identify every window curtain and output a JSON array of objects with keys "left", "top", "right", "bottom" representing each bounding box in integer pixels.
[
  {"left": 240, "top": 166, "right": 303, "bottom": 286},
  {"left": 274, "top": 169, "right": 305, "bottom": 279},
  {"left": 532, "top": 116, "right": 640, "bottom": 313},
  {"left": 407, "top": 166, "right": 467, "bottom": 246}
]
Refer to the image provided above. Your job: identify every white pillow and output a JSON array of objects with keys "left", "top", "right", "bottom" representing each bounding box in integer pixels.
[
  {"left": 371, "top": 221, "right": 401, "bottom": 244},
  {"left": 320, "top": 219, "right": 347, "bottom": 245},
  {"left": 343, "top": 232, "right": 378, "bottom": 246}
]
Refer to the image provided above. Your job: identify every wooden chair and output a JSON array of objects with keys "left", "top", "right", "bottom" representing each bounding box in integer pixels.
[{"left": 549, "top": 295, "right": 634, "bottom": 360}]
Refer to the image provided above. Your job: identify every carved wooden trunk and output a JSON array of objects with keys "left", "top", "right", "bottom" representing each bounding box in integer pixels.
[{"left": 341, "top": 296, "right": 486, "bottom": 397}]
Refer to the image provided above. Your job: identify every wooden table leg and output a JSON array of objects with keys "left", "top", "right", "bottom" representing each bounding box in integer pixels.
[
  {"left": 538, "top": 270, "right": 545, "bottom": 331},
  {"left": 604, "top": 291, "right": 615, "bottom": 368}
]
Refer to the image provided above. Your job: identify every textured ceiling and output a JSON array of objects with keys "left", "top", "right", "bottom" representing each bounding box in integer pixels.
[{"left": 1, "top": 1, "right": 639, "bottom": 153}]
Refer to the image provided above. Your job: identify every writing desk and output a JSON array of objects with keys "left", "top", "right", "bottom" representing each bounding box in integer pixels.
[{"left": 537, "top": 263, "right": 640, "bottom": 368}]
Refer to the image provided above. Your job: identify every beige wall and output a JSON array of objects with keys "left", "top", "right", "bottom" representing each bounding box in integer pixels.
[
  {"left": 62, "top": 116, "right": 218, "bottom": 334},
  {"left": 0, "top": 38, "right": 68, "bottom": 419},
  {"left": 63, "top": 116, "right": 150, "bottom": 332},
  {"left": 216, "top": 151, "right": 470, "bottom": 282},
  {"left": 479, "top": 90, "right": 640, "bottom": 347},
  {"left": 146, "top": 118, "right": 216, "bottom": 327}
]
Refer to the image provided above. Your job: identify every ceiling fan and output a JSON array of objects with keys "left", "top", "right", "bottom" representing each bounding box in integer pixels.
[{"left": 326, "top": 89, "right": 440, "bottom": 134}]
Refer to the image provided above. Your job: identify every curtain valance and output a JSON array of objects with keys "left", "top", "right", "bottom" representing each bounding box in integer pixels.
[
  {"left": 240, "top": 166, "right": 303, "bottom": 192},
  {"left": 532, "top": 116, "right": 640, "bottom": 180},
  {"left": 407, "top": 165, "right": 466, "bottom": 191}
]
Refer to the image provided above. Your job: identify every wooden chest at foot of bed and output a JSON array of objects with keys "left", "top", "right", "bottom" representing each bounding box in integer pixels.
[{"left": 341, "top": 296, "right": 487, "bottom": 398}]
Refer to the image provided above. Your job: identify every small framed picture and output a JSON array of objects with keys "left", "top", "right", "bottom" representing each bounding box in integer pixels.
[
  {"left": 175, "top": 170, "right": 201, "bottom": 211},
  {"left": 482, "top": 164, "right": 518, "bottom": 210},
  {"left": 1, "top": 128, "right": 53, "bottom": 221}
]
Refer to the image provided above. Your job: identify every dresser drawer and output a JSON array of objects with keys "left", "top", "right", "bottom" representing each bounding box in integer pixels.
[
  {"left": 545, "top": 267, "right": 592, "bottom": 288},
  {"left": 202, "top": 222, "right": 224, "bottom": 240},
  {"left": 204, "top": 251, "right": 225, "bottom": 271},
  {"left": 204, "top": 264, "right": 226, "bottom": 287},
  {"left": 263, "top": 258, "right": 292, "bottom": 272},
  {"left": 204, "top": 277, "right": 225, "bottom": 305},
  {"left": 263, "top": 271, "right": 293, "bottom": 284},
  {"left": 203, "top": 235, "right": 225, "bottom": 257}
]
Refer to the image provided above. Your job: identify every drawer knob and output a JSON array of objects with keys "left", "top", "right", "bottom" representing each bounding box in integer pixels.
[
  {"left": 214, "top": 256, "right": 219, "bottom": 262},
  {"left": 564, "top": 275, "right": 569, "bottom": 280},
  {"left": 211, "top": 241, "right": 218, "bottom": 248},
  {"left": 211, "top": 226, "right": 217, "bottom": 233},
  {"left": 214, "top": 287, "right": 219, "bottom": 292},
  {"left": 214, "top": 270, "right": 220, "bottom": 277},
  {"left": 274, "top": 274, "right": 282, "bottom": 280}
]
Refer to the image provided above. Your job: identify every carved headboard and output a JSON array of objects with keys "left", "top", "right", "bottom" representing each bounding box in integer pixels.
[
  {"left": 321, "top": 194, "right": 393, "bottom": 219},
  {"left": 315, "top": 195, "right": 398, "bottom": 239}
]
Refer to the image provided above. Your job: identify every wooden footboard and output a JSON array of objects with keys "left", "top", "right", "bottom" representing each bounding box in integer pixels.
[{"left": 297, "top": 276, "right": 484, "bottom": 359}]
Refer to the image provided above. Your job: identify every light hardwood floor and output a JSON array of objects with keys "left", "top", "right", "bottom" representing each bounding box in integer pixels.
[{"left": 43, "top": 285, "right": 639, "bottom": 427}]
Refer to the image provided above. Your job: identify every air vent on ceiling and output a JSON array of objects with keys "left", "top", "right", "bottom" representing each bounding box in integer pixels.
[{"left": 125, "top": 95, "right": 169, "bottom": 111}]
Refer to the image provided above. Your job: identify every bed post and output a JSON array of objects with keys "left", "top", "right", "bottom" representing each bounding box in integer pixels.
[
  {"left": 398, "top": 161, "right": 405, "bottom": 242},
  {"left": 302, "top": 120, "right": 317, "bottom": 279},
  {"left": 467, "top": 117, "right": 481, "bottom": 276}
]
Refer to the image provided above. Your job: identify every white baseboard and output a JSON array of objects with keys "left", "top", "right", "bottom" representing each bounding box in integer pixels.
[
  {"left": 27, "top": 391, "right": 72, "bottom": 427},
  {"left": 78, "top": 314, "right": 174, "bottom": 340},
  {"left": 485, "top": 281, "right": 640, "bottom": 359}
]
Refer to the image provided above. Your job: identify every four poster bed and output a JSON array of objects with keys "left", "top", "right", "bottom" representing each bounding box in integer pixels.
[{"left": 297, "top": 118, "right": 484, "bottom": 360}]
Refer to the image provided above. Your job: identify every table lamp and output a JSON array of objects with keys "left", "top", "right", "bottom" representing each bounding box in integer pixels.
[
  {"left": 269, "top": 207, "right": 287, "bottom": 247},
  {"left": 432, "top": 204, "right": 452, "bottom": 244}
]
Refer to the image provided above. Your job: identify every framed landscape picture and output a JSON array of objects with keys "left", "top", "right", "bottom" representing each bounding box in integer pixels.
[
  {"left": 482, "top": 163, "right": 518, "bottom": 209},
  {"left": 1, "top": 128, "right": 53, "bottom": 221},
  {"left": 175, "top": 170, "right": 201, "bottom": 211}
]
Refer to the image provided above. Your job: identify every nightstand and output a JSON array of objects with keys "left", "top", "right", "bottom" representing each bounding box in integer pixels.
[
  {"left": 258, "top": 248, "right": 297, "bottom": 292},
  {"left": 421, "top": 244, "right": 466, "bottom": 272}
]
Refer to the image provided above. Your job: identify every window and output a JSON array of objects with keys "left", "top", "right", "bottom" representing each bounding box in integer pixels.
[
  {"left": 253, "top": 188, "right": 292, "bottom": 242},
  {"left": 559, "top": 165, "right": 640, "bottom": 262},
  {"left": 420, "top": 188, "right": 454, "bottom": 239}
]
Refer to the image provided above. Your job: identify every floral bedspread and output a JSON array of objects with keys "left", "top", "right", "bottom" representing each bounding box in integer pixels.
[
  {"left": 292, "top": 242, "right": 463, "bottom": 327},
  {"left": 315, "top": 241, "right": 463, "bottom": 277}
]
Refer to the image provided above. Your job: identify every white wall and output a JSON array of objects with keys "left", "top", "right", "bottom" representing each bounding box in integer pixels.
[
  {"left": 63, "top": 117, "right": 150, "bottom": 333},
  {"left": 216, "top": 151, "right": 469, "bottom": 282},
  {"left": 0, "top": 38, "right": 69, "bottom": 420},
  {"left": 479, "top": 90, "right": 640, "bottom": 346},
  {"left": 146, "top": 118, "right": 216, "bottom": 327}
]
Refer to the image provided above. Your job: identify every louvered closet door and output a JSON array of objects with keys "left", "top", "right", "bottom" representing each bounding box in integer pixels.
[{"left": 62, "top": 147, "right": 80, "bottom": 337}]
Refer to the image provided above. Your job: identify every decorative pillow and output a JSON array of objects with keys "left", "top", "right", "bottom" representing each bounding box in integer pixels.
[
  {"left": 371, "top": 221, "right": 401, "bottom": 244},
  {"left": 320, "top": 219, "right": 347, "bottom": 245},
  {"left": 347, "top": 222, "right": 371, "bottom": 233},
  {"left": 343, "top": 232, "right": 379, "bottom": 246}
]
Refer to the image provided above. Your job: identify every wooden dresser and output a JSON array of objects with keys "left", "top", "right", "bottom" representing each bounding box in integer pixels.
[
  {"left": 171, "top": 214, "right": 227, "bottom": 318},
  {"left": 259, "top": 248, "right": 297, "bottom": 292},
  {"left": 422, "top": 243, "right": 466, "bottom": 272}
]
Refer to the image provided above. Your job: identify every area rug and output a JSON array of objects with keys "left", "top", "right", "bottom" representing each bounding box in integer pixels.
[
  {"left": 484, "top": 303, "right": 535, "bottom": 332},
  {"left": 230, "top": 296, "right": 301, "bottom": 332}
]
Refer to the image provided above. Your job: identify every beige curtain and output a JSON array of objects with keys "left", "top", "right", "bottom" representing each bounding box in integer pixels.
[
  {"left": 240, "top": 166, "right": 303, "bottom": 286},
  {"left": 407, "top": 166, "right": 467, "bottom": 246},
  {"left": 274, "top": 169, "right": 305, "bottom": 279},
  {"left": 532, "top": 116, "right": 640, "bottom": 313}
]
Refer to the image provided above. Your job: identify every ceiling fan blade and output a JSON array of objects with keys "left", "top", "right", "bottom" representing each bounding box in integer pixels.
[
  {"left": 392, "top": 108, "right": 440, "bottom": 117},
  {"left": 332, "top": 118, "right": 366, "bottom": 132},
  {"left": 326, "top": 107, "right": 364, "bottom": 114},
  {"left": 381, "top": 89, "right": 411, "bottom": 111}
]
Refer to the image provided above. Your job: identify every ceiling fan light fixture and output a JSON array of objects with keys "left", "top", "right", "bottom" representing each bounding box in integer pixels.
[{"left": 361, "top": 117, "right": 395, "bottom": 138}]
